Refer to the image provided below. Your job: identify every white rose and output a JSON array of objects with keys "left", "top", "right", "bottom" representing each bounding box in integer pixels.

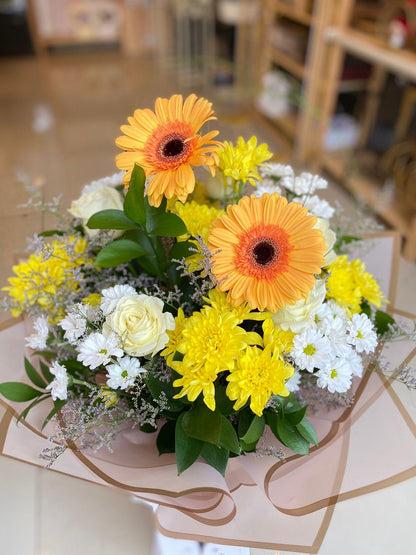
[
  {"left": 68, "top": 185, "right": 124, "bottom": 237},
  {"left": 103, "top": 294, "right": 175, "bottom": 357},
  {"left": 272, "top": 279, "right": 326, "bottom": 332},
  {"left": 314, "top": 218, "right": 337, "bottom": 266}
]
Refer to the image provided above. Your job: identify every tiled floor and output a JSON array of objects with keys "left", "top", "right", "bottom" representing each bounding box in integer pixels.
[{"left": 0, "top": 50, "right": 415, "bottom": 554}]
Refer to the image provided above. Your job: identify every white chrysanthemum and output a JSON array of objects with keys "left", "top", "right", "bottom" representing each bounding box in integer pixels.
[
  {"left": 316, "top": 300, "right": 348, "bottom": 324},
  {"left": 344, "top": 348, "right": 364, "bottom": 377},
  {"left": 259, "top": 163, "right": 294, "bottom": 180},
  {"left": 319, "top": 315, "right": 351, "bottom": 358},
  {"left": 77, "top": 332, "right": 123, "bottom": 369},
  {"left": 281, "top": 172, "right": 327, "bottom": 195},
  {"left": 285, "top": 370, "right": 302, "bottom": 392},
  {"left": 25, "top": 316, "right": 49, "bottom": 350},
  {"left": 100, "top": 284, "right": 137, "bottom": 316},
  {"left": 46, "top": 362, "right": 68, "bottom": 401},
  {"left": 316, "top": 358, "right": 352, "bottom": 393},
  {"left": 82, "top": 171, "right": 125, "bottom": 195},
  {"left": 347, "top": 313, "right": 378, "bottom": 354},
  {"left": 253, "top": 177, "right": 282, "bottom": 198},
  {"left": 294, "top": 194, "right": 335, "bottom": 219},
  {"left": 291, "top": 328, "right": 331, "bottom": 372},
  {"left": 106, "top": 356, "right": 144, "bottom": 390}
]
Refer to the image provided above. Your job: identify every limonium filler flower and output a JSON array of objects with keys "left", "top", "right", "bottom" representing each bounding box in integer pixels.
[
  {"left": 115, "top": 94, "right": 221, "bottom": 206},
  {"left": 208, "top": 194, "right": 326, "bottom": 311}
]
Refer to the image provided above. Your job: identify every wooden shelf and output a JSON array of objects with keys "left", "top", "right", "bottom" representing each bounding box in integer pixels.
[
  {"left": 321, "top": 152, "right": 412, "bottom": 235},
  {"left": 274, "top": 1, "right": 313, "bottom": 26},
  {"left": 325, "top": 28, "right": 416, "bottom": 82},
  {"left": 270, "top": 46, "right": 305, "bottom": 80}
]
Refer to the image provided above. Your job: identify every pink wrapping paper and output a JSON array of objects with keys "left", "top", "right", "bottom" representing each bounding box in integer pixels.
[{"left": 1, "top": 232, "right": 415, "bottom": 553}]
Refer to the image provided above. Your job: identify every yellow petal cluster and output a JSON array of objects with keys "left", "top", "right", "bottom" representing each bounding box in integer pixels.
[
  {"left": 262, "top": 318, "right": 295, "bottom": 355},
  {"left": 203, "top": 288, "right": 270, "bottom": 325},
  {"left": 226, "top": 345, "right": 294, "bottom": 416},
  {"left": 160, "top": 308, "right": 186, "bottom": 365},
  {"left": 173, "top": 200, "right": 224, "bottom": 244},
  {"left": 171, "top": 306, "right": 254, "bottom": 410},
  {"left": 326, "top": 255, "right": 384, "bottom": 314},
  {"left": 218, "top": 136, "right": 272, "bottom": 187},
  {"left": 3, "top": 238, "right": 88, "bottom": 321}
]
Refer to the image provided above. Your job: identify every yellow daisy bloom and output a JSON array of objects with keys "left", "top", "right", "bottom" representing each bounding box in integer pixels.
[
  {"left": 173, "top": 200, "right": 224, "bottom": 243},
  {"left": 208, "top": 194, "right": 326, "bottom": 312},
  {"left": 172, "top": 307, "right": 254, "bottom": 410},
  {"left": 115, "top": 94, "right": 221, "bottom": 207},
  {"left": 218, "top": 136, "right": 272, "bottom": 187},
  {"left": 226, "top": 344, "right": 294, "bottom": 417},
  {"left": 326, "top": 255, "right": 384, "bottom": 314},
  {"left": 203, "top": 288, "right": 270, "bottom": 324},
  {"left": 262, "top": 318, "right": 295, "bottom": 355}
]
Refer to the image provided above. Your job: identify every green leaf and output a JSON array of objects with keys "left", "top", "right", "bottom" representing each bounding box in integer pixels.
[
  {"left": 286, "top": 406, "right": 307, "bottom": 426},
  {"left": 42, "top": 399, "right": 67, "bottom": 430},
  {"left": 38, "top": 230, "right": 65, "bottom": 237},
  {"left": 334, "top": 235, "right": 361, "bottom": 253},
  {"left": 157, "top": 420, "right": 176, "bottom": 455},
  {"left": 34, "top": 351, "right": 56, "bottom": 361},
  {"left": 238, "top": 408, "right": 252, "bottom": 438},
  {"left": 220, "top": 416, "right": 241, "bottom": 454},
  {"left": 60, "top": 358, "right": 86, "bottom": 374},
  {"left": 17, "top": 395, "right": 49, "bottom": 423},
  {"left": 296, "top": 419, "right": 319, "bottom": 446},
  {"left": 360, "top": 299, "right": 371, "bottom": 318},
  {"left": 170, "top": 240, "right": 195, "bottom": 261},
  {"left": 276, "top": 417, "right": 310, "bottom": 455},
  {"left": 215, "top": 386, "right": 235, "bottom": 416},
  {"left": 95, "top": 239, "right": 147, "bottom": 268},
  {"left": 201, "top": 443, "right": 229, "bottom": 476},
  {"left": 24, "top": 357, "right": 47, "bottom": 389},
  {"left": 39, "top": 361, "right": 53, "bottom": 383},
  {"left": 147, "top": 213, "right": 187, "bottom": 237},
  {"left": 374, "top": 310, "right": 395, "bottom": 336},
  {"left": 240, "top": 414, "right": 265, "bottom": 444},
  {"left": 175, "top": 413, "right": 203, "bottom": 474},
  {"left": 0, "top": 382, "right": 43, "bottom": 402},
  {"left": 240, "top": 438, "right": 258, "bottom": 452},
  {"left": 140, "top": 422, "right": 157, "bottom": 433},
  {"left": 124, "top": 164, "right": 146, "bottom": 225},
  {"left": 182, "top": 404, "right": 221, "bottom": 445},
  {"left": 145, "top": 374, "right": 186, "bottom": 412},
  {"left": 87, "top": 209, "right": 139, "bottom": 231}
]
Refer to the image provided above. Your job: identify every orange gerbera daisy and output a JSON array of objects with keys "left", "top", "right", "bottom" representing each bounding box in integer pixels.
[
  {"left": 115, "top": 94, "right": 221, "bottom": 207},
  {"left": 208, "top": 194, "right": 326, "bottom": 312}
]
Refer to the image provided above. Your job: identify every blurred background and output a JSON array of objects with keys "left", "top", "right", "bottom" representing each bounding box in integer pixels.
[{"left": 0, "top": 1, "right": 415, "bottom": 553}]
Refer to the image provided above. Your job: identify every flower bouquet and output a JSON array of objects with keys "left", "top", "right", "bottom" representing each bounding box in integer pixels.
[{"left": 0, "top": 94, "right": 415, "bottom": 550}]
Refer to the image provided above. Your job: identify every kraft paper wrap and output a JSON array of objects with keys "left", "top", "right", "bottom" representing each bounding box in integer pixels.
[{"left": 1, "top": 232, "right": 415, "bottom": 553}]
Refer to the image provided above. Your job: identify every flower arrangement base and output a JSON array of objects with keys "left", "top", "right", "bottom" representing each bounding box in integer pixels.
[{"left": 1, "top": 232, "right": 415, "bottom": 553}]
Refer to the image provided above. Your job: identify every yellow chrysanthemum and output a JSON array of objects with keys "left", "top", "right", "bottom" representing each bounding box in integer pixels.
[
  {"left": 218, "top": 136, "right": 272, "bottom": 187},
  {"left": 262, "top": 318, "right": 295, "bottom": 355},
  {"left": 98, "top": 385, "right": 119, "bottom": 408},
  {"left": 326, "top": 255, "right": 384, "bottom": 314},
  {"left": 226, "top": 345, "right": 294, "bottom": 417},
  {"left": 173, "top": 200, "right": 224, "bottom": 244},
  {"left": 82, "top": 293, "right": 102, "bottom": 307},
  {"left": 172, "top": 307, "right": 255, "bottom": 410},
  {"left": 208, "top": 194, "right": 326, "bottom": 311},
  {"left": 160, "top": 308, "right": 187, "bottom": 365},
  {"left": 3, "top": 238, "right": 88, "bottom": 321},
  {"left": 203, "top": 288, "right": 270, "bottom": 325},
  {"left": 115, "top": 94, "right": 221, "bottom": 207}
]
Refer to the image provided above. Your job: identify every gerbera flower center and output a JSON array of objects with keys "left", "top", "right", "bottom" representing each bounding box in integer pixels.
[
  {"left": 251, "top": 238, "right": 279, "bottom": 267},
  {"left": 158, "top": 133, "right": 188, "bottom": 162}
]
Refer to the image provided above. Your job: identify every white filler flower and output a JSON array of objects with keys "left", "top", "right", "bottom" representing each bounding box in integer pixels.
[
  {"left": 25, "top": 316, "right": 49, "bottom": 350},
  {"left": 294, "top": 195, "right": 335, "bottom": 220},
  {"left": 316, "top": 358, "right": 352, "bottom": 393},
  {"left": 46, "top": 362, "right": 68, "bottom": 401},
  {"left": 59, "top": 303, "right": 100, "bottom": 344},
  {"left": 82, "top": 172, "right": 125, "bottom": 195},
  {"left": 285, "top": 370, "right": 302, "bottom": 393},
  {"left": 347, "top": 313, "right": 378, "bottom": 354},
  {"left": 291, "top": 328, "right": 331, "bottom": 372},
  {"left": 253, "top": 177, "right": 282, "bottom": 198},
  {"left": 281, "top": 172, "right": 327, "bottom": 195},
  {"left": 106, "top": 357, "right": 144, "bottom": 390},
  {"left": 100, "top": 284, "right": 137, "bottom": 316},
  {"left": 77, "top": 332, "right": 123, "bottom": 369}
]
